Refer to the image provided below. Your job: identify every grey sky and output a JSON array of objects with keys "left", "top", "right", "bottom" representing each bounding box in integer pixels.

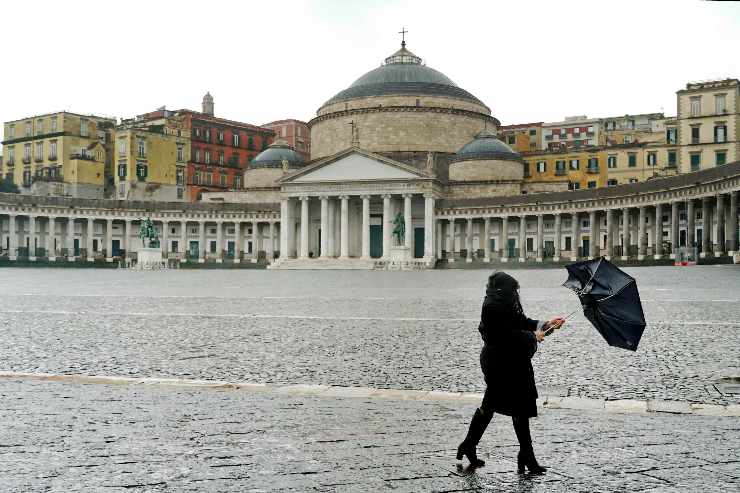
[{"left": 2, "top": 0, "right": 739, "bottom": 133}]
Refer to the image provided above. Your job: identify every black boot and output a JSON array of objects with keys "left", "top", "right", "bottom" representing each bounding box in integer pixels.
[
  {"left": 456, "top": 408, "right": 493, "bottom": 467},
  {"left": 512, "top": 417, "right": 546, "bottom": 474}
]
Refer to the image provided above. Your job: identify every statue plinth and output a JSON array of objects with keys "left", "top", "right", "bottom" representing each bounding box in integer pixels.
[
  {"left": 389, "top": 245, "right": 411, "bottom": 261},
  {"left": 137, "top": 247, "right": 163, "bottom": 269}
]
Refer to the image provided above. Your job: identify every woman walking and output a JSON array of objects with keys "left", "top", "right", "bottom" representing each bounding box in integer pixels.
[{"left": 457, "top": 271, "right": 563, "bottom": 473}]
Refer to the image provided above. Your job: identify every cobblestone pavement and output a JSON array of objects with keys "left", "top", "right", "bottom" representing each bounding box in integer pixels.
[
  {"left": 0, "top": 379, "right": 737, "bottom": 492},
  {"left": 0, "top": 266, "right": 738, "bottom": 405}
]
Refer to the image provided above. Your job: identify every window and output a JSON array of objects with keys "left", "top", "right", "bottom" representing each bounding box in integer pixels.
[
  {"left": 623, "top": 135, "right": 633, "bottom": 144},
  {"left": 716, "top": 151, "right": 726, "bottom": 166},
  {"left": 217, "top": 130, "right": 224, "bottom": 143},
  {"left": 647, "top": 152, "right": 657, "bottom": 166},
  {"left": 50, "top": 117, "right": 57, "bottom": 133},
  {"left": 607, "top": 155, "right": 617, "bottom": 168},
  {"left": 569, "top": 159, "right": 579, "bottom": 170},
  {"left": 691, "top": 126, "right": 700, "bottom": 144},
  {"left": 587, "top": 157, "right": 599, "bottom": 172},
  {"left": 177, "top": 188, "right": 184, "bottom": 199},
  {"left": 529, "top": 129, "right": 536, "bottom": 136},
  {"left": 204, "top": 129, "right": 211, "bottom": 142},
  {"left": 526, "top": 237, "right": 534, "bottom": 252},
  {"left": 176, "top": 168, "right": 184, "bottom": 186},
  {"left": 219, "top": 151, "right": 224, "bottom": 165},
  {"left": 25, "top": 121, "right": 32, "bottom": 137},
  {"left": 232, "top": 132, "right": 240, "bottom": 147},
  {"left": 206, "top": 172, "right": 212, "bottom": 185},
  {"left": 666, "top": 128, "right": 677, "bottom": 144},
  {"left": 118, "top": 139, "right": 127, "bottom": 156},
  {"left": 80, "top": 118, "right": 89, "bottom": 137},
  {"left": 607, "top": 179, "right": 618, "bottom": 187},
  {"left": 627, "top": 119, "right": 635, "bottom": 130},
  {"left": 715, "top": 94, "right": 726, "bottom": 114},
  {"left": 555, "top": 160, "right": 566, "bottom": 175},
  {"left": 629, "top": 178, "right": 638, "bottom": 184},
  {"left": 36, "top": 118, "right": 44, "bottom": 135},
  {"left": 234, "top": 175, "right": 241, "bottom": 189},
  {"left": 23, "top": 169, "right": 31, "bottom": 187},
  {"left": 507, "top": 135, "right": 515, "bottom": 145},
  {"left": 690, "top": 152, "right": 701, "bottom": 171},
  {"left": 220, "top": 173, "right": 226, "bottom": 187},
  {"left": 7, "top": 146, "right": 14, "bottom": 165},
  {"left": 667, "top": 150, "right": 676, "bottom": 167},
  {"left": 136, "top": 161, "right": 147, "bottom": 181},
  {"left": 523, "top": 162, "right": 530, "bottom": 177},
  {"left": 118, "top": 160, "right": 127, "bottom": 178},
  {"left": 569, "top": 181, "right": 580, "bottom": 190},
  {"left": 536, "top": 161, "right": 546, "bottom": 173},
  {"left": 176, "top": 144, "right": 184, "bottom": 162},
  {"left": 194, "top": 127, "right": 201, "bottom": 138},
  {"left": 23, "top": 143, "right": 31, "bottom": 163},
  {"left": 35, "top": 141, "right": 43, "bottom": 161},
  {"left": 690, "top": 97, "right": 701, "bottom": 117},
  {"left": 194, "top": 170, "right": 200, "bottom": 184},
  {"left": 137, "top": 139, "right": 146, "bottom": 158},
  {"left": 195, "top": 149, "right": 201, "bottom": 163},
  {"left": 628, "top": 153, "right": 636, "bottom": 167},
  {"left": 587, "top": 181, "right": 597, "bottom": 189},
  {"left": 204, "top": 150, "right": 211, "bottom": 163},
  {"left": 7, "top": 123, "right": 15, "bottom": 139},
  {"left": 714, "top": 124, "right": 727, "bottom": 143}
]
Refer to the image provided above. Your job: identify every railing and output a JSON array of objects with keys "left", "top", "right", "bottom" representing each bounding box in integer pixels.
[
  {"left": 555, "top": 169, "right": 566, "bottom": 176},
  {"left": 22, "top": 157, "right": 31, "bottom": 164},
  {"left": 587, "top": 166, "right": 599, "bottom": 174}
]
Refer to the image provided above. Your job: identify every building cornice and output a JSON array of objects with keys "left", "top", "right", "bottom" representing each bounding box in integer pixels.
[{"left": 308, "top": 106, "right": 499, "bottom": 128}]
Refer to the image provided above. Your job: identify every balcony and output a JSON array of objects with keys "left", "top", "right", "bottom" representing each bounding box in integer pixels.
[
  {"left": 555, "top": 169, "right": 567, "bottom": 176},
  {"left": 22, "top": 157, "right": 31, "bottom": 164},
  {"left": 545, "top": 135, "right": 553, "bottom": 141},
  {"left": 5, "top": 160, "right": 14, "bottom": 166},
  {"left": 70, "top": 153, "right": 95, "bottom": 161},
  {"left": 48, "top": 154, "right": 57, "bottom": 161},
  {"left": 691, "top": 138, "right": 700, "bottom": 145},
  {"left": 35, "top": 156, "right": 43, "bottom": 163},
  {"left": 32, "top": 174, "right": 63, "bottom": 183},
  {"left": 587, "top": 166, "right": 600, "bottom": 174}
]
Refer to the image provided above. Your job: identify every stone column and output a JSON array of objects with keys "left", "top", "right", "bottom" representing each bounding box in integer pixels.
[
  {"left": 8, "top": 214, "right": 17, "bottom": 260},
  {"left": 436, "top": 219, "right": 443, "bottom": 260},
  {"left": 604, "top": 209, "right": 613, "bottom": 260},
  {"left": 382, "top": 194, "right": 391, "bottom": 259},
  {"left": 361, "top": 195, "right": 370, "bottom": 259},
  {"left": 198, "top": 220, "right": 206, "bottom": 263},
  {"left": 670, "top": 202, "right": 679, "bottom": 259},
  {"left": 571, "top": 212, "right": 579, "bottom": 261},
  {"left": 160, "top": 220, "right": 168, "bottom": 259},
  {"left": 251, "top": 220, "right": 260, "bottom": 263},
  {"left": 483, "top": 217, "right": 490, "bottom": 262},
  {"left": 715, "top": 194, "right": 725, "bottom": 256},
  {"left": 320, "top": 196, "right": 329, "bottom": 258},
  {"left": 280, "top": 199, "right": 289, "bottom": 259},
  {"left": 729, "top": 192, "right": 738, "bottom": 254},
  {"left": 327, "top": 198, "right": 336, "bottom": 257},
  {"left": 588, "top": 210, "right": 598, "bottom": 258},
  {"left": 536, "top": 215, "right": 544, "bottom": 262},
  {"left": 180, "top": 220, "right": 188, "bottom": 262},
  {"left": 105, "top": 219, "right": 113, "bottom": 262},
  {"left": 553, "top": 214, "right": 562, "bottom": 261},
  {"left": 466, "top": 218, "right": 474, "bottom": 263},
  {"left": 28, "top": 216, "right": 37, "bottom": 261},
  {"left": 654, "top": 204, "right": 663, "bottom": 259},
  {"left": 47, "top": 216, "right": 56, "bottom": 261},
  {"left": 638, "top": 207, "right": 646, "bottom": 260},
  {"left": 67, "top": 217, "right": 75, "bottom": 260},
  {"left": 233, "top": 221, "right": 242, "bottom": 263},
  {"left": 424, "top": 195, "right": 435, "bottom": 261},
  {"left": 267, "top": 222, "right": 275, "bottom": 261},
  {"left": 621, "top": 208, "right": 630, "bottom": 260},
  {"left": 300, "top": 196, "right": 310, "bottom": 259},
  {"left": 701, "top": 197, "right": 710, "bottom": 258},
  {"left": 86, "top": 218, "right": 94, "bottom": 262},
  {"left": 687, "top": 199, "right": 695, "bottom": 252},
  {"left": 447, "top": 218, "right": 455, "bottom": 262},
  {"left": 404, "top": 194, "right": 413, "bottom": 254},
  {"left": 501, "top": 216, "right": 509, "bottom": 262},
  {"left": 519, "top": 215, "right": 526, "bottom": 262},
  {"left": 215, "top": 221, "right": 223, "bottom": 263},
  {"left": 339, "top": 195, "right": 349, "bottom": 259}
]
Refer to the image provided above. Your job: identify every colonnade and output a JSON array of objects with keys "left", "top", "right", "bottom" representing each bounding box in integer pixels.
[
  {"left": 437, "top": 191, "right": 739, "bottom": 263},
  {"left": 280, "top": 193, "right": 436, "bottom": 261},
  {"left": 0, "top": 213, "right": 280, "bottom": 263}
]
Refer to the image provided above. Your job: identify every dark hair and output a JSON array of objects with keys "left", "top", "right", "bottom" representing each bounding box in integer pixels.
[{"left": 486, "top": 271, "right": 524, "bottom": 316}]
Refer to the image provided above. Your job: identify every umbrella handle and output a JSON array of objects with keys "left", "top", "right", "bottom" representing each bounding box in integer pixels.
[{"left": 543, "top": 309, "right": 579, "bottom": 337}]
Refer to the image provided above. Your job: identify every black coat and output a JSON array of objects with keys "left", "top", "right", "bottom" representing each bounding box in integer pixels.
[{"left": 478, "top": 292, "right": 540, "bottom": 418}]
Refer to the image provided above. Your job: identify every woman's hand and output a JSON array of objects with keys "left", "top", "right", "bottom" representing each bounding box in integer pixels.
[
  {"left": 545, "top": 318, "right": 566, "bottom": 331},
  {"left": 534, "top": 329, "right": 546, "bottom": 342}
]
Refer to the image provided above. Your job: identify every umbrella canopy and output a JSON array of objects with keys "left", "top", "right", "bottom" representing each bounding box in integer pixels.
[{"left": 563, "top": 257, "right": 646, "bottom": 351}]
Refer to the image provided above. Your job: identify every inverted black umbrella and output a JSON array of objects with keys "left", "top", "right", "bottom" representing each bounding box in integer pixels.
[{"left": 562, "top": 257, "right": 646, "bottom": 351}]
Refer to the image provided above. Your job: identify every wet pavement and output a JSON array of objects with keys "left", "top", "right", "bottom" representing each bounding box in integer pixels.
[
  {"left": 0, "top": 378, "right": 737, "bottom": 492},
  {"left": 0, "top": 266, "right": 738, "bottom": 491}
]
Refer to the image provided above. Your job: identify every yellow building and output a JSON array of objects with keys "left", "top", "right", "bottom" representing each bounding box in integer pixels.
[
  {"left": 605, "top": 141, "right": 680, "bottom": 185},
  {"left": 677, "top": 79, "right": 739, "bottom": 173},
  {"left": 1, "top": 112, "right": 115, "bottom": 198},
  {"left": 522, "top": 147, "right": 607, "bottom": 190},
  {"left": 499, "top": 123, "right": 542, "bottom": 153},
  {"left": 113, "top": 116, "right": 189, "bottom": 201}
]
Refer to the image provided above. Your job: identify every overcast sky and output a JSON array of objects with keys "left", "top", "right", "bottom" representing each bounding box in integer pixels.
[{"left": 2, "top": 0, "right": 739, "bottom": 134}]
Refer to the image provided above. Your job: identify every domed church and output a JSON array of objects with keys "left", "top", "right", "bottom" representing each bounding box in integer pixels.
[{"left": 231, "top": 39, "right": 566, "bottom": 268}]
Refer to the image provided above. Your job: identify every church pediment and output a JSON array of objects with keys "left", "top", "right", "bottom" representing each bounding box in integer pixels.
[{"left": 282, "top": 149, "right": 425, "bottom": 183}]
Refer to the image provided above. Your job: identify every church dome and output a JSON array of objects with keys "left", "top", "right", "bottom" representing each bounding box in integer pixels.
[
  {"left": 451, "top": 128, "right": 521, "bottom": 163},
  {"left": 322, "top": 44, "right": 484, "bottom": 107},
  {"left": 249, "top": 139, "right": 304, "bottom": 169}
]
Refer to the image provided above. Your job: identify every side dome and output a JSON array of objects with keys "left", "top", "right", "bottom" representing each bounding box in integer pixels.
[
  {"left": 451, "top": 129, "right": 521, "bottom": 163},
  {"left": 322, "top": 45, "right": 485, "bottom": 108},
  {"left": 249, "top": 139, "right": 305, "bottom": 169}
]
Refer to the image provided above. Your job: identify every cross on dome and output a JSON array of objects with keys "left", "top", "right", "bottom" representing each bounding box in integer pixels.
[{"left": 399, "top": 27, "right": 407, "bottom": 48}]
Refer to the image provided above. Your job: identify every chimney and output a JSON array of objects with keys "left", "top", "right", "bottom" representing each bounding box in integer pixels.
[{"left": 202, "top": 92, "right": 214, "bottom": 116}]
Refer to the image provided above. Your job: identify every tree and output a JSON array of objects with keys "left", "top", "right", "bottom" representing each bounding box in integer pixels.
[{"left": 0, "top": 175, "right": 19, "bottom": 194}]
